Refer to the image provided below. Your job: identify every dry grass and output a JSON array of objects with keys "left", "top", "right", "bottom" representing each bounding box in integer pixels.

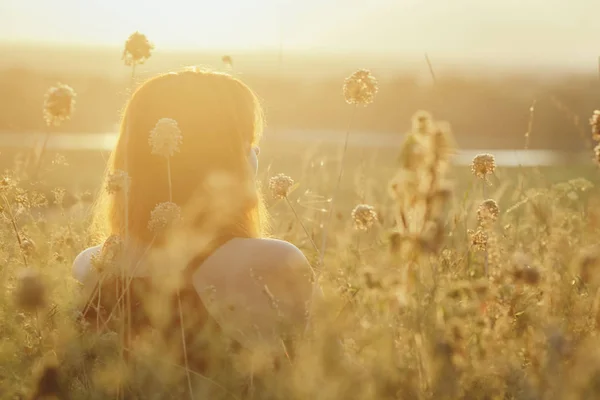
[
  {"left": 1, "top": 126, "right": 600, "bottom": 399},
  {"left": 1, "top": 43, "right": 600, "bottom": 398}
]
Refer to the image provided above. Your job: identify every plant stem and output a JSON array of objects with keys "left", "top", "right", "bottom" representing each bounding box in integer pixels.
[
  {"left": 33, "top": 126, "right": 51, "bottom": 180},
  {"left": 285, "top": 197, "right": 318, "bottom": 271},
  {"left": 482, "top": 180, "right": 489, "bottom": 277},
  {"left": 319, "top": 107, "right": 357, "bottom": 269},
  {"left": 177, "top": 290, "right": 195, "bottom": 399},
  {"left": 2, "top": 195, "right": 28, "bottom": 267},
  {"left": 167, "top": 157, "right": 173, "bottom": 202}
]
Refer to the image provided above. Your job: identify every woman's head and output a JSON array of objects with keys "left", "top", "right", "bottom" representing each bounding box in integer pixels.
[{"left": 96, "top": 68, "right": 266, "bottom": 244}]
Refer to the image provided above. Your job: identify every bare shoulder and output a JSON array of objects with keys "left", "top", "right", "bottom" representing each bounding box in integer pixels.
[
  {"left": 194, "top": 237, "right": 313, "bottom": 283},
  {"left": 72, "top": 245, "right": 101, "bottom": 283},
  {"left": 191, "top": 238, "right": 314, "bottom": 347}
]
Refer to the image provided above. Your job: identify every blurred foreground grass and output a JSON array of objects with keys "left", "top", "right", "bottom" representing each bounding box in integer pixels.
[{"left": 2, "top": 139, "right": 600, "bottom": 399}]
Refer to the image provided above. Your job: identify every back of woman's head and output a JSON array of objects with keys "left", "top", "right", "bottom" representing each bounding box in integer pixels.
[{"left": 95, "top": 68, "right": 266, "bottom": 244}]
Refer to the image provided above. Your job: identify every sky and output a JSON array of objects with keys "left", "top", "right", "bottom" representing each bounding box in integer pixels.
[{"left": 1, "top": 0, "right": 599, "bottom": 68}]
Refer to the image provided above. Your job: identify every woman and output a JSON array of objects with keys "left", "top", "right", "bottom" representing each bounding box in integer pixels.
[{"left": 71, "top": 68, "right": 315, "bottom": 378}]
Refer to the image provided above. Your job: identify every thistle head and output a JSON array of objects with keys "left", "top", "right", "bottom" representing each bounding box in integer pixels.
[
  {"left": 149, "top": 118, "right": 183, "bottom": 157},
  {"left": 343, "top": 69, "right": 378, "bottom": 106},
  {"left": 471, "top": 153, "right": 496, "bottom": 179},
  {"left": 269, "top": 174, "right": 294, "bottom": 199},
  {"left": 43, "top": 83, "right": 76, "bottom": 127},
  {"left": 148, "top": 202, "right": 182, "bottom": 233},
  {"left": 351, "top": 204, "right": 378, "bottom": 231},
  {"left": 122, "top": 31, "right": 154, "bottom": 66}
]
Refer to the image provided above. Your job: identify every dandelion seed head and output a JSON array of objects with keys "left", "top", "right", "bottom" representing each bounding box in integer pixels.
[
  {"left": 149, "top": 118, "right": 183, "bottom": 157},
  {"left": 477, "top": 199, "right": 500, "bottom": 224},
  {"left": 471, "top": 153, "right": 496, "bottom": 179},
  {"left": 148, "top": 202, "right": 182, "bottom": 233},
  {"left": 122, "top": 31, "right": 154, "bottom": 66},
  {"left": 106, "top": 170, "right": 130, "bottom": 195},
  {"left": 14, "top": 268, "right": 46, "bottom": 312},
  {"left": 343, "top": 69, "right": 378, "bottom": 106},
  {"left": 269, "top": 174, "right": 294, "bottom": 199},
  {"left": 43, "top": 83, "right": 76, "bottom": 127},
  {"left": 351, "top": 204, "right": 378, "bottom": 231}
]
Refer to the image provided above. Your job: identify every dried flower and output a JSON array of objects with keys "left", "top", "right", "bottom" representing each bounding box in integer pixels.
[
  {"left": 148, "top": 202, "right": 182, "bottom": 233},
  {"left": 477, "top": 199, "right": 500, "bottom": 224},
  {"left": 14, "top": 268, "right": 46, "bottom": 312},
  {"left": 269, "top": 174, "right": 294, "bottom": 199},
  {"left": 471, "top": 154, "right": 496, "bottom": 179},
  {"left": 590, "top": 110, "right": 600, "bottom": 141},
  {"left": 106, "top": 170, "right": 131, "bottom": 194},
  {"left": 351, "top": 204, "right": 378, "bottom": 231},
  {"left": 468, "top": 229, "right": 488, "bottom": 251},
  {"left": 20, "top": 237, "right": 36, "bottom": 257},
  {"left": 0, "top": 176, "right": 12, "bottom": 192},
  {"left": 343, "top": 69, "right": 378, "bottom": 106},
  {"left": 122, "top": 31, "right": 154, "bottom": 66},
  {"left": 149, "top": 118, "right": 183, "bottom": 157},
  {"left": 43, "top": 83, "right": 76, "bottom": 127},
  {"left": 594, "top": 144, "right": 600, "bottom": 167},
  {"left": 222, "top": 55, "right": 233, "bottom": 68},
  {"left": 91, "top": 235, "right": 124, "bottom": 272}
]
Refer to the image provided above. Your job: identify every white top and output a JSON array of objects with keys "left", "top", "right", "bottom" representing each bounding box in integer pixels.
[{"left": 72, "top": 237, "right": 317, "bottom": 350}]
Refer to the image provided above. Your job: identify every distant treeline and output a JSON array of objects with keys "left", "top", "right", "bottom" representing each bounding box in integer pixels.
[{"left": 0, "top": 65, "right": 598, "bottom": 150}]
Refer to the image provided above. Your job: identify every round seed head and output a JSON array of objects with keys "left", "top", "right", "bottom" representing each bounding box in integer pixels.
[
  {"left": 122, "top": 31, "right": 154, "bottom": 66},
  {"left": 268, "top": 174, "right": 294, "bottom": 199},
  {"left": 43, "top": 83, "right": 76, "bottom": 127},
  {"left": 593, "top": 144, "right": 600, "bottom": 167},
  {"left": 14, "top": 268, "right": 46, "bottom": 312},
  {"left": 351, "top": 204, "right": 378, "bottom": 231},
  {"left": 590, "top": 110, "right": 600, "bottom": 141},
  {"left": 148, "top": 202, "right": 182, "bottom": 233},
  {"left": 149, "top": 118, "right": 183, "bottom": 157},
  {"left": 222, "top": 55, "right": 233, "bottom": 68},
  {"left": 471, "top": 153, "right": 496, "bottom": 179},
  {"left": 20, "top": 237, "right": 36, "bottom": 257},
  {"left": 477, "top": 199, "right": 500, "bottom": 224},
  {"left": 343, "top": 69, "right": 378, "bottom": 106},
  {"left": 468, "top": 229, "right": 488, "bottom": 251}
]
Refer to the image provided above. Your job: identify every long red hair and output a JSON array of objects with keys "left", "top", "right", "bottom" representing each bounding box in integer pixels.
[{"left": 93, "top": 68, "right": 267, "bottom": 245}]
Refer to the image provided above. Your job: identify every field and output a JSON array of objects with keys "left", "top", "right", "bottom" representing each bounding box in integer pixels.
[{"left": 2, "top": 44, "right": 600, "bottom": 400}]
